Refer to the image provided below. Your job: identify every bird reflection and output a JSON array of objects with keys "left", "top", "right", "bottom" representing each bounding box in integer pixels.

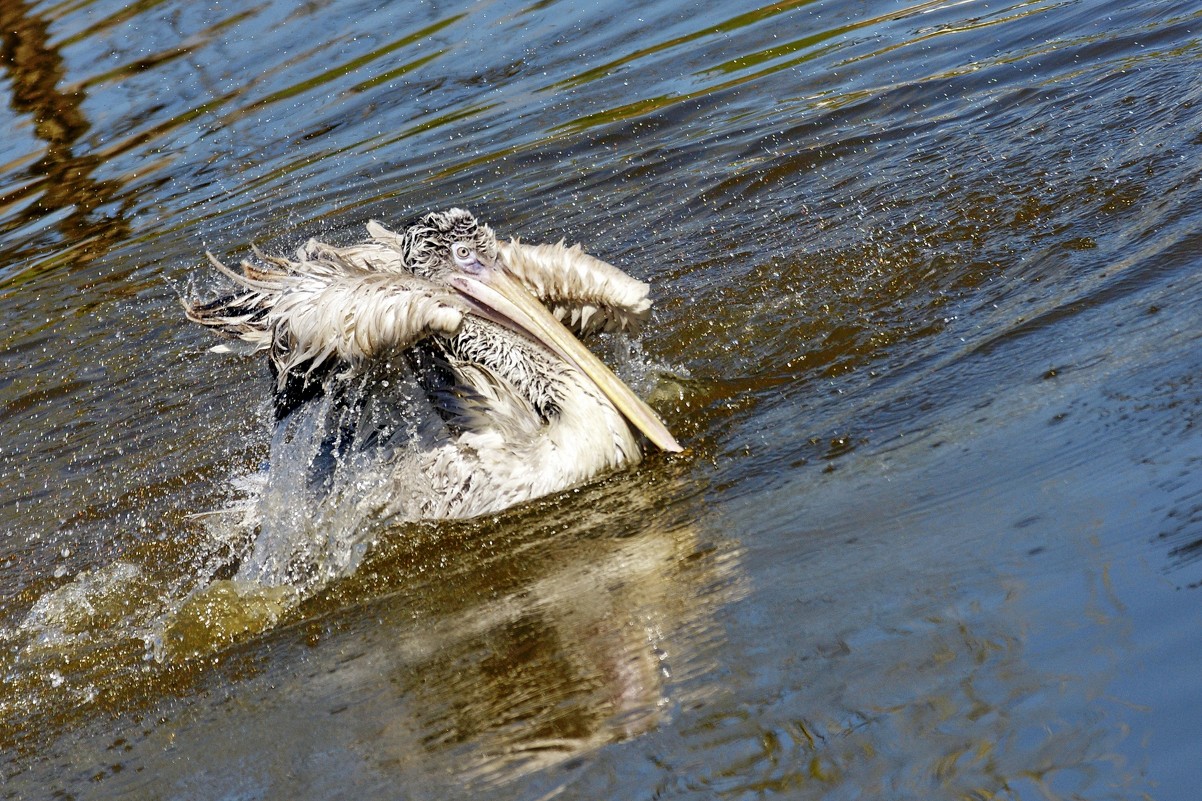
[
  {"left": 301, "top": 470, "right": 742, "bottom": 791},
  {"left": 403, "top": 522, "right": 686, "bottom": 782}
]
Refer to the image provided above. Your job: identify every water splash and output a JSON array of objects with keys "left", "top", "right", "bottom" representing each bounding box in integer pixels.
[
  {"left": 220, "top": 366, "right": 440, "bottom": 591},
  {"left": 204, "top": 337, "right": 683, "bottom": 595},
  {"left": 12, "top": 561, "right": 160, "bottom": 655}
]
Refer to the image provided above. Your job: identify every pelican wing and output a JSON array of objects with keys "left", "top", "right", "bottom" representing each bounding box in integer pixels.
[
  {"left": 498, "top": 240, "right": 652, "bottom": 336},
  {"left": 418, "top": 353, "right": 546, "bottom": 441},
  {"left": 303, "top": 222, "right": 654, "bottom": 337},
  {"left": 183, "top": 242, "right": 464, "bottom": 391}
]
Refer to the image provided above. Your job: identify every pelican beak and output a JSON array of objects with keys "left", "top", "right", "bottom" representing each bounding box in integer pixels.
[{"left": 449, "top": 260, "right": 682, "bottom": 453}]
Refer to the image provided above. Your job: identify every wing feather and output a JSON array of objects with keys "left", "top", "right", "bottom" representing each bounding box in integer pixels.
[
  {"left": 498, "top": 239, "right": 652, "bottom": 335},
  {"left": 183, "top": 243, "right": 465, "bottom": 392}
]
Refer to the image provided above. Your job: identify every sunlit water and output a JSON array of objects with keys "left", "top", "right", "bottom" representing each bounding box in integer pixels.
[{"left": 2, "top": 0, "right": 1202, "bottom": 798}]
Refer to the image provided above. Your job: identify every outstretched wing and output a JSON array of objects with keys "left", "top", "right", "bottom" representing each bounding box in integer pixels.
[
  {"left": 498, "top": 239, "right": 652, "bottom": 336},
  {"left": 183, "top": 238, "right": 465, "bottom": 394}
]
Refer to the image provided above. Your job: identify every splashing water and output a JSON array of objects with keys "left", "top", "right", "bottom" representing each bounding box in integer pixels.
[
  {"left": 214, "top": 340, "right": 674, "bottom": 597},
  {"left": 230, "top": 371, "right": 425, "bottom": 591}
]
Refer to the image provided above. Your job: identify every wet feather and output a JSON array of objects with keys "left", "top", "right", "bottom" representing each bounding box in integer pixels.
[{"left": 183, "top": 209, "right": 675, "bottom": 520}]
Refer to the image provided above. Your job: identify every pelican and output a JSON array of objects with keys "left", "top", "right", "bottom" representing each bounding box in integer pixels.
[{"left": 184, "top": 208, "right": 680, "bottom": 520}]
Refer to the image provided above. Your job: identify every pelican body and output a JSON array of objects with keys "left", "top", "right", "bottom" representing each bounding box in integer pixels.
[{"left": 184, "top": 209, "right": 679, "bottom": 520}]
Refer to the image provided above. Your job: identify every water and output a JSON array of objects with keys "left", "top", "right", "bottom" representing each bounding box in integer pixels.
[{"left": 2, "top": 0, "right": 1201, "bottom": 797}]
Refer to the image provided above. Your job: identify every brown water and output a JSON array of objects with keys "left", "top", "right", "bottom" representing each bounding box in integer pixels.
[{"left": 3, "top": 0, "right": 1202, "bottom": 798}]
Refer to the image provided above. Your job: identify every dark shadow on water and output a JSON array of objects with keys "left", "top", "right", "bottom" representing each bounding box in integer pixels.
[{"left": 0, "top": 0, "right": 133, "bottom": 287}]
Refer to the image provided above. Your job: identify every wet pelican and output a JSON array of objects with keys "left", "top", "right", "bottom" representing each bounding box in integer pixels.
[{"left": 184, "top": 208, "right": 680, "bottom": 520}]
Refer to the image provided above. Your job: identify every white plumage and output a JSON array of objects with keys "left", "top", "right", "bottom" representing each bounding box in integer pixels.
[{"left": 184, "top": 208, "right": 679, "bottom": 521}]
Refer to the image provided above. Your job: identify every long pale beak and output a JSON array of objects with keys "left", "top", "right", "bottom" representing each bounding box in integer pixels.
[{"left": 449, "top": 265, "right": 682, "bottom": 453}]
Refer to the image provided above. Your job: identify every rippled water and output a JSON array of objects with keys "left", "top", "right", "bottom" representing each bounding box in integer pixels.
[{"left": 3, "top": 0, "right": 1202, "bottom": 798}]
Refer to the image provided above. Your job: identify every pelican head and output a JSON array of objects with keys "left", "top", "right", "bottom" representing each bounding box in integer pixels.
[
  {"left": 381, "top": 209, "right": 681, "bottom": 454},
  {"left": 396, "top": 208, "right": 500, "bottom": 280}
]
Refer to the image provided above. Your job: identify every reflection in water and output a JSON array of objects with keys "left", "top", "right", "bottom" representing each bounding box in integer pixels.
[
  {"left": 0, "top": 0, "right": 130, "bottom": 279},
  {"left": 384, "top": 507, "right": 731, "bottom": 789},
  {"left": 3, "top": 468, "right": 743, "bottom": 797}
]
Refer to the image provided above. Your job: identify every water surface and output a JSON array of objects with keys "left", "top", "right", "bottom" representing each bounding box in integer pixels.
[{"left": 2, "top": 0, "right": 1201, "bottom": 798}]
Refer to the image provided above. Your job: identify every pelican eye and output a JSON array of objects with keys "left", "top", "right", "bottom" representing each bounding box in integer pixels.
[{"left": 451, "top": 242, "right": 487, "bottom": 275}]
